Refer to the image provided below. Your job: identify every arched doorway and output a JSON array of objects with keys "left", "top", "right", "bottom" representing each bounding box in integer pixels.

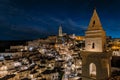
[{"left": 89, "top": 63, "right": 96, "bottom": 78}]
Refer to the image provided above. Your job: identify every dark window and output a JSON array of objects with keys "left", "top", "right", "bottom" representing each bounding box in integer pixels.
[
  {"left": 92, "top": 20, "right": 95, "bottom": 27},
  {"left": 92, "top": 43, "right": 95, "bottom": 49},
  {"left": 93, "top": 20, "right": 95, "bottom": 24}
]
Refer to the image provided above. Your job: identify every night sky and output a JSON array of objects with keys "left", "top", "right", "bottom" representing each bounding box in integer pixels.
[{"left": 0, "top": 0, "right": 120, "bottom": 40}]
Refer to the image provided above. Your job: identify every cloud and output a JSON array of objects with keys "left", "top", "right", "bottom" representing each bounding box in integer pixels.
[
  {"left": 3, "top": 25, "right": 48, "bottom": 40},
  {"left": 50, "top": 17, "right": 87, "bottom": 30},
  {"left": 0, "top": 21, "right": 49, "bottom": 40},
  {"left": 50, "top": 17, "right": 65, "bottom": 24},
  {"left": 67, "top": 18, "right": 87, "bottom": 29},
  {"left": 49, "top": 17, "right": 87, "bottom": 35}
]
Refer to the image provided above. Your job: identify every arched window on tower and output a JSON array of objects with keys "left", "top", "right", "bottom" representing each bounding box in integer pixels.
[
  {"left": 89, "top": 63, "right": 96, "bottom": 78},
  {"left": 92, "top": 43, "right": 95, "bottom": 49},
  {"left": 92, "top": 20, "right": 95, "bottom": 27}
]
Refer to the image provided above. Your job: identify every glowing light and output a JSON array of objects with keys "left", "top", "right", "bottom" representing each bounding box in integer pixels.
[
  {"left": 29, "top": 47, "right": 33, "bottom": 51},
  {"left": 89, "top": 63, "right": 96, "bottom": 77}
]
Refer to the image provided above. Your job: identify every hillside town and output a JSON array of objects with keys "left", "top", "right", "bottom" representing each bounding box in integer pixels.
[{"left": 0, "top": 9, "right": 120, "bottom": 80}]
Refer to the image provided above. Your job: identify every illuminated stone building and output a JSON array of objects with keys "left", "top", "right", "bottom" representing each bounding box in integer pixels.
[
  {"left": 0, "top": 64, "right": 8, "bottom": 77},
  {"left": 75, "top": 36, "right": 85, "bottom": 41},
  {"left": 59, "top": 25, "right": 63, "bottom": 37},
  {"left": 42, "top": 70, "right": 59, "bottom": 80},
  {"left": 108, "top": 38, "right": 120, "bottom": 56},
  {"left": 85, "top": 9, "right": 106, "bottom": 52},
  {"left": 81, "top": 9, "right": 111, "bottom": 80}
]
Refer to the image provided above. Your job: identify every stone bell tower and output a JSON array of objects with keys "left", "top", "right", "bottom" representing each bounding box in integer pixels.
[
  {"left": 81, "top": 9, "right": 111, "bottom": 80},
  {"left": 85, "top": 8, "right": 106, "bottom": 52}
]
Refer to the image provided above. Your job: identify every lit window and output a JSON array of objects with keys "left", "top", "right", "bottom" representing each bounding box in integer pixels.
[{"left": 90, "top": 63, "right": 96, "bottom": 77}]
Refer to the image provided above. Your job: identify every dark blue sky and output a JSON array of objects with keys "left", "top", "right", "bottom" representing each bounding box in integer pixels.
[{"left": 0, "top": 0, "right": 120, "bottom": 40}]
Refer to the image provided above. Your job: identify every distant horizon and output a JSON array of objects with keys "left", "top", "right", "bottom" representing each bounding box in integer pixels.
[{"left": 0, "top": 34, "right": 120, "bottom": 41}]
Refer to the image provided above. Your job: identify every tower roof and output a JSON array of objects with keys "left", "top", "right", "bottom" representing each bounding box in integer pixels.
[
  {"left": 59, "top": 24, "right": 62, "bottom": 30},
  {"left": 58, "top": 24, "right": 63, "bottom": 37},
  {"left": 87, "top": 9, "right": 103, "bottom": 30}
]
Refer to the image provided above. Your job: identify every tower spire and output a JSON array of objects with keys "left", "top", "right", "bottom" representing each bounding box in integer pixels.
[
  {"left": 87, "top": 8, "right": 103, "bottom": 30},
  {"left": 58, "top": 24, "right": 63, "bottom": 37}
]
